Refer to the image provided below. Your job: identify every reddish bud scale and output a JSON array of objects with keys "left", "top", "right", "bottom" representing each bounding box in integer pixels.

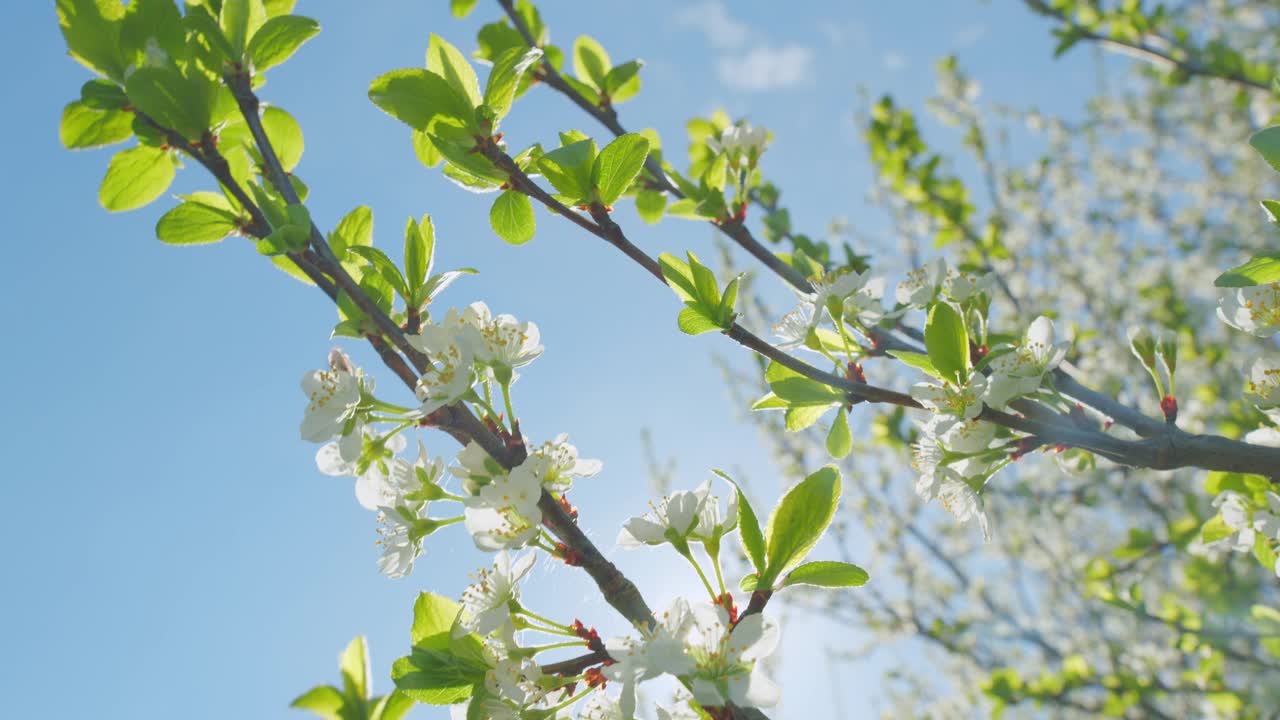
[
  {"left": 557, "top": 495, "right": 579, "bottom": 521},
  {"left": 1103, "top": 419, "right": 1115, "bottom": 430},
  {"left": 554, "top": 542, "right": 584, "bottom": 567},
  {"left": 583, "top": 667, "right": 607, "bottom": 689},
  {"left": 970, "top": 343, "right": 989, "bottom": 365},
  {"left": 1161, "top": 395, "right": 1178, "bottom": 423},
  {"left": 713, "top": 592, "right": 739, "bottom": 624},
  {"left": 847, "top": 362, "right": 867, "bottom": 384}
]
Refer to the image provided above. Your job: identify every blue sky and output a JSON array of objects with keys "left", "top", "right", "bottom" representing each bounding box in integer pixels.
[{"left": 1, "top": 2, "right": 1101, "bottom": 717}]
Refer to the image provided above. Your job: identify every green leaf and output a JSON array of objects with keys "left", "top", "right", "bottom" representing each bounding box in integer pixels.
[
  {"left": 264, "top": 0, "right": 296, "bottom": 17},
  {"left": 712, "top": 469, "right": 766, "bottom": 573},
  {"left": 372, "top": 691, "right": 416, "bottom": 720},
  {"left": 887, "top": 350, "right": 942, "bottom": 380},
  {"left": 156, "top": 193, "right": 239, "bottom": 244},
  {"left": 412, "top": 129, "right": 443, "bottom": 167},
  {"left": 368, "top": 69, "right": 474, "bottom": 132},
  {"left": 220, "top": 0, "right": 267, "bottom": 59},
  {"left": 391, "top": 650, "right": 483, "bottom": 705},
  {"left": 60, "top": 101, "right": 132, "bottom": 149},
  {"left": 761, "top": 465, "right": 842, "bottom": 586},
  {"left": 658, "top": 252, "right": 697, "bottom": 302},
  {"left": 80, "top": 79, "right": 128, "bottom": 110},
  {"left": 490, "top": 191, "right": 536, "bottom": 245},
  {"left": 349, "top": 246, "right": 410, "bottom": 299},
  {"left": 688, "top": 251, "right": 720, "bottom": 307},
  {"left": 290, "top": 685, "right": 346, "bottom": 720},
  {"left": 340, "top": 635, "right": 371, "bottom": 702},
  {"left": 411, "top": 593, "right": 464, "bottom": 650},
  {"left": 739, "top": 574, "right": 759, "bottom": 591},
  {"left": 328, "top": 205, "right": 373, "bottom": 270},
  {"left": 826, "top": 409, "right": 852, "bottom": 459},
  {"left": 427, "top": 33, "right": 482, "bottom": 110},
  {"left": 785, "top": 404, "right": 831, "bottom": 431},
  {"left": 99, "top": 145, "right": 176, "bottom": 212},
  {"left": 248, "top": 14, "right": 320, "bottom": 72},
  {"left": 1215, "top": 253, "right": 1280, "bottom": 288},
  {"left": 1261, "top": 199, "right": 1280, "bottom": 224},
  {"left": 1249, "top": 126, "right": 1280, "bottom": 172},
  {"left": 572, "top": 35, "right": 611, "bottom": 90},
  {"left": 635, "top": 190, "right": 667, "bottom": 223},
  {"left": 781, "top": 561, "right": 869, "bottom": 589},
  {"left": 592, "top": 134, "right": 650, "bottom": 206},
  {"left": 536, "top": 139, "right": 597, "bottom": 200},
  {"left": 765, "top": 361, "right": 845, "bottom": 405},
  {"left": 56, "top": 0, "right": 126, "bottom": 81},
  {"left": 125, "top": 67, "right": 212, "bottom": 140},
  {"left": 405, "top": 217, "right": 428, "bottom": 291},
  {"left": 603, "top": 59, "right": 643, "bottom": 103},
  {"left": 261, "top": 106, "right": 304, "bottom": 171},
  {"left": 924, "top": 301, "right": 970, "bottom": 385},
  {"left": 483, "top": 47, "right": 543, "bottom": 121},
  {"left": 451, "top": 0, "right": 479, "bottom": 17},
  {"left": 750, "top": 393, "right": 788, "bottom": 410},
  {"left": 677, "top": 307, "right": 720, "bottom": 335}
]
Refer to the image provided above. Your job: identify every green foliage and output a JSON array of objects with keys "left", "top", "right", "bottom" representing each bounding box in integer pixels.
[
  {"left": 155, "top": 192, "right": 240, "bottom": 244},
  {"left": 390, "top": 593, "right": 489, "bottom": 706},
  {"left": 592, "top": 134, "right": 650, "bottom": 207},
  {"left": 292, "top": 636, "right": 416, "bottom": 720},
  {"left": 758, "top": 465, "right": 842, "bottom": 588},
  {"left": 712, "top": 469, "right": 766, "bottom": 573},
  {"left": 248, "top": 14, "right": 320, "bottom": 72},
  {"left": 60, "top": 101, "right": 133, "bottom": 149},
  {"left": 537, "top": 137, "right": 598, "bottom": 202},
  {"left": 825, "top": 409, "right": 853, "bottom": 459},
  {"left": 99, "top": 145, "right": 177, "bottom": 212},
  {"left": 780, "top": 560, "right": 869, "bottom": 589},
  {"left": 658, "top": 251, "right": 741, "bottom": 335},
  {"left": 567, "top": 35, "right": 643, "bottom": 107},
  {"left": 924, "top": 301, "right": 970, "bottom": 385},
  {"left": 1215, "top": 253, "right": 1280, "bottom": 287},
  {"left": 490, "top": 190, "right": 536, "bottom": 245}
]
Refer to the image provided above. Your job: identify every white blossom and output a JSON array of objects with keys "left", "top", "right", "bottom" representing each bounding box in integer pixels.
[
  {"left": 685, "top": 605, "right": 781, "bottom": 708},
  {"left": 910, "top": 374, "right": 988, "bottom": 420},
  {"left": 1244, "top": 357, "right": 1280, "bottom": 422},
  {"left": 463, "top": 456, "right": 547, "bottom": 551},
  {"left": 531, "top": 433, "right": 602, "bottom": 493},
  {"left": 376, "top": 505, "right": 427, "bottom": 578},
  {"left": 409, "top": 311, "right": 479, "bottom": 415},
  {"left": 896, "top": 258, "right": 948, "bottom": 307},
  {"left": 604, "top": 597, "right": 697, "bottom": 716},
  {"left": 300, "top": 350, "right": 365, "bottom": 443},
  {"left": 772, "top": 303, "right": 816, "bottom": 351},
  {"left": 577, "top": 693, "right": 623, "bottom": 720},
  {"left": 617, "top": 480, "right": 712, "bottom": 547},
  {"left": 943, "top": 268, "right": 995, "bottom": 303},
  {"left": 984, "top": 316, "right": 1068, "bottom": 408},
  {"left": 936, "top": 470, "right": 992, "bottom": 540},
  {"left": 655, "top": 690, "right": 703, "bottom": 720},
  {"left": 707, "top": 122, "right": 769, "bottom": 162},
  {"left": 1217, "top": 282, "right": 1280, "bottom": 336},
  {"left": 462, "top": 301, "right": 544, "bottom": 377},
  {"left": 459, "top": 552, "right": 535, "bottom": 641}
]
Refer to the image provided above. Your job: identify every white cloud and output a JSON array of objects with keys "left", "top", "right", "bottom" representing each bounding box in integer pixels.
[
  {"left": 671, "top": 0, "right": 750, "bottom": 50},
  {"left": 717, "top": 45, "right": 815, "bottom": 92}
]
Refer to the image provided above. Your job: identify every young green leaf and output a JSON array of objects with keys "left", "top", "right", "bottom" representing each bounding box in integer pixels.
[
  {"left": 405, "top": 217, "right": 428, "bottom": 291},
  {"left": 687, "top": 252, "right": 721, "bottom": 308},
  {"left": 592, "top": 134, "right": 650, "bottom": 206},
  {"left": 248, "top": 14, "right": 320, "bottom": 72},
  {"left": 924, "top": 301, "right": 970, "bottom": 384},
  {"left": 750, "top": 393, "right": 789, "bottom": 410},
  {"left": 427, "top": 33, "right": 482, "bottom": 110},
  {"left": 764, "top": 361, "right": 845, "bottom": 405},
  {"left": 125, "top": 67, "right": 213, "bottom": 140},
  {"left": 760, "top": 465, "right": 842, "bottom": 587},
  {"left": 826, "top": 409, "right": 852, "bottom": 459},
  {"left": 490, "top": 190, "right": 535, "bottom": 245},
  {"left": 572, "top": 35, "right": 611, "bottom": 90},
  {"left": 328, "top": 205, "right": 373, "bottom": 272},
  {"left": 220, "top": 0, "right": 267, "bottom": 59},
  {"left": 1215, "top": 253, "right": 1280, "bottom": 287},
  {"left": 340, "top": 636, "right": 371, "bottom": 703},
  {"left": 536, "top": 139, "right": 597, "bottom": 201},
  {"left": 80, "top": 79, "right": 128, "bottom": 110},
  {"left": 886, "top": 349, "right": 942, "bottom": 380},
  {"left": 368, "top": 69, "right": 474, "bottom": 132},
  {"left": 56, "top": 0, "right": 126, "bottom": 81},
  {"left": 604, "top": 59, "right": 643, "bottom": 103},
  {"left": 348, "top": 246, "right": 410, "bottom": 300},
  {"left": 658, "top": 252, "right": 697, "bottom": 302},
  {"left": 155, "top": 193, "right": 239, "bottom": 245},
  {"left": 290, "top": 684, "right": 345, "bottom": 719},
  {"left": 712, "top": 469, "right": 766, "bottom": 573},
  {"left": 390, "top": 649, "right": 483, "bottom": 705},
  {"left": 99, "top": 145, "right": 176, "bottom": 212},
  {"left": 1249, "top": 126, "right": 1280, "bottom": 172},
  {"left": 780, "top": 561, "right": 869, "bottom": 589},
  {"left": 677, "top": 307, "right": 720, "bottom": 335},
  {"left": 451, "top": 0, "right": 479, "bottom": 16},
  {"left": 483, "top": 47, "right": 543, "bottom": 121},
  {"left": 261, "top": 106, "right": 304, "bottom": 171},
  {"left": 60, "top": 101, "right": 133, "bottom": 149},
  {"left": 635, "top": 190, "right": 667, "bottom": 223},
  {"left": 784, "top": 404, "right": 831, "bottom": 431}
]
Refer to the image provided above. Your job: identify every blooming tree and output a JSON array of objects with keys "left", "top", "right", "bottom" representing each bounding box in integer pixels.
[{"left": 54, "top": 0, "right": 1280, "bottom": 717}]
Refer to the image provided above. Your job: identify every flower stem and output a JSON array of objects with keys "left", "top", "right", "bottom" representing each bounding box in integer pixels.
[
  {"left": 679, "top": 547, "right": 718, "bottom": 601},
  {"left": 501, "top": 381, "right": 517, "bottom": 425},
  {"left": 516, "top": 606, "right": 574, "bottom": 633}
]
